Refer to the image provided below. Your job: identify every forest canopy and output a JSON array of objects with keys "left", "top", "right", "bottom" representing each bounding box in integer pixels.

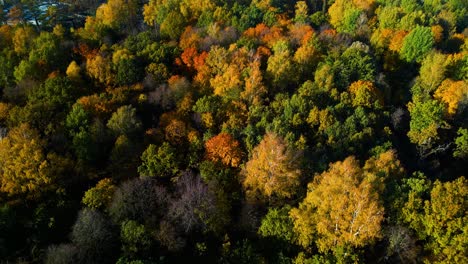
[{"left": 0, "top": 0, "right": 467, "bottom": 263}]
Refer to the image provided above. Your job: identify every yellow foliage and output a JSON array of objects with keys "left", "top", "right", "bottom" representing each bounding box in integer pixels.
[
  {"left": 0, "top": 103, "right": 10, "bottom": 123},
  {"left": 241, "top": 59, "right": 267, "bottom": 105},
  {"left": 66, "top": 61, "right": 81, "bottom": 80},
  {"left": 353, "top": 0, "right": 375, "bottom": 11},
  {"left": 0, "top": 25, "right": 13, "bottom": 48},
  {"left": 431, "top": 25, "right": 444, "bottom": 43},
  {"left": 434, "top": 79, "right": 468, "bottom": 115},
  {"left": 86, "top": 54, "right": 113, "bottom": 85},
  {"left": 0, "top": 124, "right": 55, "bottom": 199},
  {"left": 349, "top": 80, "right": 384, "bottom": 108},
  {"left": 112, "top": 48, "right": 134, "bottom": 65},
  {"left": 12, "top": 26, "right": 36, "bottom": 55},
  {"left": 290, "top": 156, "right": 384, "bottom": 251},
  {"left": 243, "top": 133, "right": 301, "bottom": 201}
]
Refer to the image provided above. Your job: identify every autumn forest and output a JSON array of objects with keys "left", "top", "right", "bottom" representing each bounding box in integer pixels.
[{"left": 0, "top": 0, "right": 467, "bottom": 263}]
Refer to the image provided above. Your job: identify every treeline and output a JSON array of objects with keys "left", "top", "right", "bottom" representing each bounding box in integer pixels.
[{"left": 0, "top": 0, "right": 467, "bottom": 263}]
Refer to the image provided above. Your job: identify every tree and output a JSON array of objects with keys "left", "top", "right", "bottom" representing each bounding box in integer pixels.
[
  {"left": 348, "top": 80, "right": 384, "bottom": 108},
  {"left": 407, "top": 99, "right": 446, "bottom": 147},
  {"left": 266, "top": 40, "right": 296, "bottom": 91},
  {"left": 0, "top": 124, "right": 60, "bottom": 199},
  {"left": 86, "top": 54, "right": 113, "bottom": 85},
  {"left": 71, "top": 209, "right": 118, "bottom": 264},
  {"left": 66, "top": 61, "right": 82, "bottom": 81},
  {"left": 115, "top": 58, "right": 143, "bottom": 86},
  {"left": 109, "top": 178, "right": 169, "bottom": 226},
  {"left": 137, "top": 142, "right": 180, "bottom": 178},
  {"left": 290, "top": 156, "right": 384, "bottom": 253},
  {"left": 120, "top": 220, "right": 152, "bottom": 257},
  {"left": 243, "top": 132, "right": 302, "bottom": 201},
  {"left": 434, "top": 79, "right": 468, "bottom": 116},
  {"left": 205, "top": 133, "right": 243, "bottom": 167},
  {"left": 400, "top": 26, "right": 435, "bottom": 63},
  {"left": 453, "top": 128, "right": 468, "bottom": 159},
  {"left": 107, "top": 105, "right": 142, "bottom": 136},
  {"left": 402, "top": 177, "right": 467, "bottom": 263},
  {"left": 168, "top": 172, "right": 229, "bottom": 234},
  {"left": 419, "top": 52, "right": 447, "bottom": 92},
  {"left": 95, "top": 0, "right": 139, "bottom": 31},
  {"left": 258, "top": 206, "right": 296, "bottom": 244},
  {"left": 82, "top": 178, "right": 116, "bottom": 210}
]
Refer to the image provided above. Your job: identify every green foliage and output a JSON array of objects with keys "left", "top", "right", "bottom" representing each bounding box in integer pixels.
[
  {"left": 400, "top": 26, "right": 435, "bottom": 63},
  {"left": 407, "top": 100, "right": 445, "bottom": 146},
  {"left": 454, "top": 128, "right": 468, "bottom": 158},
  {"left": 258, "top": 206, "right": 295, "bottom": 243},
  {"left": 115, "top": 58, "right": 144, "bottom": 86},
  {"left": 107, "top": 105, "right": 142, "bottom": 136},
  {"left": 138, "top": 143, "right": 180, "bottom": 178},
  {"left": 1, "top": 0, "right": 467, "bottom": 262},
  {"left": 120, "top": 220, "right": 152, "bottom": 256},
  {"left": 82, "top": 178, "right": 116, "bottom": 210}
]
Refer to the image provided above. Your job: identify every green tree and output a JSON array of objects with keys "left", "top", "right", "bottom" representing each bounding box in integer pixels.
[
  {"left": 402, "top": 177, "right": 467, "bottom": 263},
  {"left": 114, "top": 58, "right": 143, "bottom": 86},
  {"left": 138, "top": 142, "right": 180, "bottom": 178},
  {"left": 107, "top": 105, "right": 142, "bottom": 136},
  {"left": 454, "top": 128, "right": 468, "bottom": 158},
  {"left": 407, "top": 99, "right": 446, "bottom": 148},
  {"left": 120, "top": 220, "right": 152, "bottom": 257},
  {"left": 82, "top": 178, "right": 116, "bottom": 210},
  {"left": 258, "top": 206, "right": 296, "bottom": 244},
  {"left": 400, "top": 26, "right": 435, "bottom": 63}
]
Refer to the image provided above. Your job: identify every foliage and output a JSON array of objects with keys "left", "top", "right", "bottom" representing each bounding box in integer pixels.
[
  {"left": 82, "top": 178, "right": 116, "bottom": 210},
  {"left": 290, "top": 156, "right": 385, "bottom": 253},
  {"left": 1, "top": 0, "right": 467, "bottom": 262},
  {"left": 400, "top": 26, "right": 435, "bottom": 63},
  {"left": 243, "top": 132, "right": 302, "bottom": 201},
  {"left": 137, "top": 143, "right": 180, "bottom": 178},
  {"left": 107, "top": 105, "right": 143, "bottom": 137},
  {"left": 205, "top": 133, "right": 243, "bottom": 167}
]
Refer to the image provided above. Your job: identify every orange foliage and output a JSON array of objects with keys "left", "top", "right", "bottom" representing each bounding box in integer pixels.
[
  {"left": 353, "top": 0, "right": 375, "bottom": 11},
  {"left": 78, "top": 94, "right": 113, "bottom": 117},
  {"left": 205, "top": 133, "right": 243, "bottom": 167},
  {"left": 243, "top": 23, "right": 285, "bottom": 48},
  {"left": 180, "top": 47, "right": 198, "bottom": 68},
  {"left": 434, "top": 79, "right": 468, "bottom": 116},
  {"left": 289, "top": 24, "right": 315, "bottom": 46},
  {"left": 74, "top": 43, "right": 98, "bottom": 60},
  {"left": 179, "top": 26, "right": 201, "bottom": 50},
  {"left": 389, "top": 30, "right": 408, "bottom": 52},
  {"left": 370, "top": 28, "right": 394, "bottom": 51},
  {"left": 431, "top": 25, "right": 444, "bottom": 43}
]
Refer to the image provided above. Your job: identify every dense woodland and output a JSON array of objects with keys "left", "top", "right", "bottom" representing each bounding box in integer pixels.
[{"left": 0, "top": 0, "right": 467, "bottom": 263}]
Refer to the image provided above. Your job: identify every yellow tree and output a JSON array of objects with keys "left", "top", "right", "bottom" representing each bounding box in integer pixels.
[
  {"left": 95, "top": 0, "right": 139, "bottom": 30},
  {"left": 242, "top": 132, "right": 302, "bottom": 201},
  {"left": 290, "top": 156, "right": 384, "bottom": 253},
  {"left": 434, "top": 79, "right": 468, "bottom": 116},
  {"left": 86, "top": 54, "right": 113, "bottom": 86},
  {"left": 0, "top": 124, "right": 64, "bottom": 199},
  {"left": 348, "top": 80, "right": 384, "bottom": 108}
]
